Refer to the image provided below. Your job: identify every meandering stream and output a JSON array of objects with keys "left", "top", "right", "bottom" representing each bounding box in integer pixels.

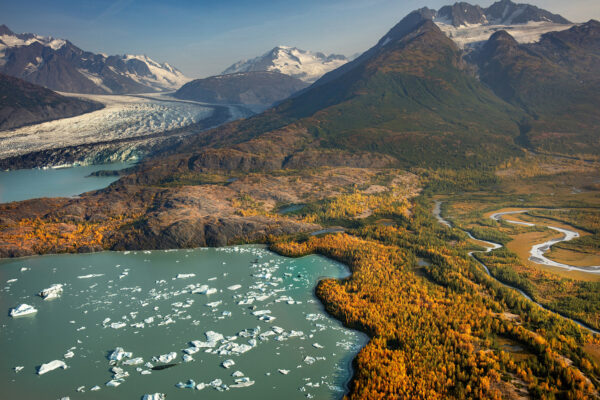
[
  {"left": 433, "top": 201, "right": 600, "bottom": 334},
  {"left": 490, "top": 211, "right": 600, "bottom": 273}
]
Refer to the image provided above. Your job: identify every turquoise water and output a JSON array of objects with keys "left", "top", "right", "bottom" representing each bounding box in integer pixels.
[
  {"left": 0, "top": 245, "right": 367, "bottom": 399},
  {"left": 0, "top": 163, "right": 132, "bottom": 203}
]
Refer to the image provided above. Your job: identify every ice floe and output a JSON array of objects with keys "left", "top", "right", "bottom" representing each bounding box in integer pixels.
[
  {"left": 37, "top": 360, "right": 67, "bottom": 375},
  {"left": 77, "top": 274, "right": 104, "bottom": 279},
  {"left": 222, "top": 359, "right": 235, "bottom": 369},
  {"left": 9, "top": 304, "right": 38, "bottom": 317},
  {"left": 142, "top": 394, "right": 165, "bottom": 400},
  {"left": 176, "top": 379, "right": 196, "bottom": 389},
  {"left": 122, "top": 357, "right": 143, "bottom": 366},
  {"left": 108, "top": 347, "right": 132, "bottom": 362},
  {"left": 153, "top": 352, "right": 177, "bottom": 363}
]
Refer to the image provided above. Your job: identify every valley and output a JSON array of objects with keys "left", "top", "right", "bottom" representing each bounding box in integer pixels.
[
  {"left": 1, "top": 0, "right": 599, "bottom": 398},
  {"left": 0, "top": 93, "right": 254, "bottom": 169}
]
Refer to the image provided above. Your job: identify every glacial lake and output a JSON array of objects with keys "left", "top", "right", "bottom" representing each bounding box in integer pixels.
[
  {"left": 0, "top": 162, "right": 132, "bottom": 203},
  {"left": 0, "top": 245, "right": 367, "bottom": 399}
]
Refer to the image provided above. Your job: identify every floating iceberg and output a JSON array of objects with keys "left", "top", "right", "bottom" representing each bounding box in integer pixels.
[
  {"left": 64, "top": 351, "right": 75, "bottom": 359},
  {"left": 14, "top": 366, "right": 24, "bottom": 373},
  {"left": 278, "top": 369, "right": 290, "bottom": 375},
  {"left": 221, "top": 359, "right": 235, "bottom": 369},
  {"left": 105, "top": 379, "right": 124, "bottom": 387},
  {"left": 90, "top": 385, "right": 101, "bottom": 391},
  {"left": 190, "top": 330, "right": 225, "bottom": 349},
  {"left": 176, "top": 273, "right": 195, "bottom": 279},
  {"left": 231, "top": 377, "right": 255, "bottom": 388},
  {"left": 108, "top": 347, "right": 132, "bottom": 362},
  {"left": 183, "top": 354, "right": 194, "bottom": 362},
  {"left": 77, "top": 274, "right": 104, "bottom": 279},
  {"left": 10, "top": 304, "right": 38, "bottom": 317},
  {"left": 37, "top": 360, "right": 67, "bottom": 375},
  {"left": 176, "top": 379, "right": 196, "bottom": 389},
  {"left": 154, "top": 352, "right": 177, "bottom": 363},
  {"left": 142, "top": 394, "right": 165, "bottom": 400},
  {"left": 122, "top": 357, "right": 143, "bottom": 366},
  {"left": 183, "top": 346, "right": 200, "bottom": 355},
  {"left": 232, "top": 370, "right": 245, "bottom": 378},
  {"left": 227, "top": 284, "right": 242, "bottom": 291},
  {"left": 111, "top": 366, "right": 129, "bottom": 379},
  {"left": 303, "top": 356, "right": 316, "bottom": 365},
  {"left": 110, "top": 322, "right": 127, "bottom": 329},
  {"left": 209, "top": 378, "right": 223, "bottom": 388},
  {"left": 206, "top": 301, "right": 222, "bottom": 308},
  {"left": 312, "top": 343, "right": 324, "bottom": 349}
]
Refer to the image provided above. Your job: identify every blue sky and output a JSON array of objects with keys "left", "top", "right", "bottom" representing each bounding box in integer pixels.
[{"left": 2, "top": 0, "right": 598, "bottom": 78}]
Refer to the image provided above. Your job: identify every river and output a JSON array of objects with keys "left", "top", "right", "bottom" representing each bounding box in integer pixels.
[
  {"left": 433, "top": 201, "right": 600, "bottom": 334},
  {"left": 0, "top": 162, "right": 132, "bottom": 203},
  {"left": 489, "top": 210, "right": 600, "bottom": 273},
  {"left": 0, "top": 246, "right": 367, "bottom": 399}
]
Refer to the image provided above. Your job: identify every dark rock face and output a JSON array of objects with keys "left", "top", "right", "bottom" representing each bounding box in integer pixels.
[
  {"left": 174, "top": 71, "right": 308, "bottom": 110},
  {"left": 0, "top": 73, "right": 102, "bottom": 130},
  {"left": 437, "top": 3, "right": 487, "bottom": 26},
  {"left": 484, "top": 0, "right": 571, "bottom": 24},
  {"left": 113, "top": 214, "right": 316, "bottom": 251}
]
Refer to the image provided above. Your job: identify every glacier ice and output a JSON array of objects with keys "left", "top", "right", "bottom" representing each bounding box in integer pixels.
[
  {"left": 9, "top": 304, "right": 38, "bottom": 317},
  {"left": 37, "top": 360, "right": 67, "bottom": 375},
  {"left": 39, "top": 284, "right": 64, "bottom": 300}
]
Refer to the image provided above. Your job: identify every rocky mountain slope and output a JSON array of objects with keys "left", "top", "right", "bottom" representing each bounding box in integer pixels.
[
  {"left": 0, "top": 73, "right": 102, "bottom": 130},
  {"left": 138, "top": 2, "right": 595, "bottom": 178},
  {"left": 173, "top": 71, "right": 308, "bottom": 111},
  {"left": 222, "top": 46, "right": 348, "bottom": 83},
  {"left": 470, "top": 20, "right": 600, "bottom": 154},
  {"left": 0, "top": 25, "right": 189, "bottom": 94}
]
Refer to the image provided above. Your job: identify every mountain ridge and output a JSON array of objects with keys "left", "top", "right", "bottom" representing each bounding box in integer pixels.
[
  {"left": 174, "top": 71, "right": 308, "bottom": 112},
  {"left": 0, "top": 72, "right": 102, "bottom": 130},
  {"left": 0, "top": 25, "right": 190, "bottom": 94},
  {"left": 222, "top": 46, "right": 349, "bottom": 83}
]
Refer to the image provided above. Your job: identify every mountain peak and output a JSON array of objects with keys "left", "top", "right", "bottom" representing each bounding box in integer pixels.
[
  {"left": 0, "top": 24, "right": 14, "bottom": 36},
  {"left": 484, "top": 0, "right": 570, "bottom": 24},
  {"left": 436, "top": 2, "right": 487, "bottom": 26},
  {"left": 222, "top": 46, "right": 349, "bottom": 83}
]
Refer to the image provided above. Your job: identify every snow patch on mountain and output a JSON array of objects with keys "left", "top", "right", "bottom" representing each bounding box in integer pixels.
[
  {"left": 223, "top": 46, "right": 348, "bottom": 83},
  {"left": 123, "top": 55, "right": 190, "bottom": 90},
  {"left": 436, "top": 20, "right": 575, "bottom": 49},
  {"left": 0, "top": 25, "right": 190, "bottom": 93}
]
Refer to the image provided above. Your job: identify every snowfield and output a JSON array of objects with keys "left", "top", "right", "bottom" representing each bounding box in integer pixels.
[
  {"left": 223, "top": 46, "right": 348, "bottom": 83},
  {"left": 0, "top": 93, "right": 213, "bottom": 159},
  {"left": 435, "top": 21, "right": 574, "bottom": 49}
]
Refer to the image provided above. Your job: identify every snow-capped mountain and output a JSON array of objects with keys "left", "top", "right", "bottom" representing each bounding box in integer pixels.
[
  {"left": 393, "top": 1, "right": 574, "bottom": 50},
  {"left": 0, "top": 25, "right": 189, "bottom": 94},
  {"left": 222, "top": 46, "right": 348, "bottom": 83}
]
